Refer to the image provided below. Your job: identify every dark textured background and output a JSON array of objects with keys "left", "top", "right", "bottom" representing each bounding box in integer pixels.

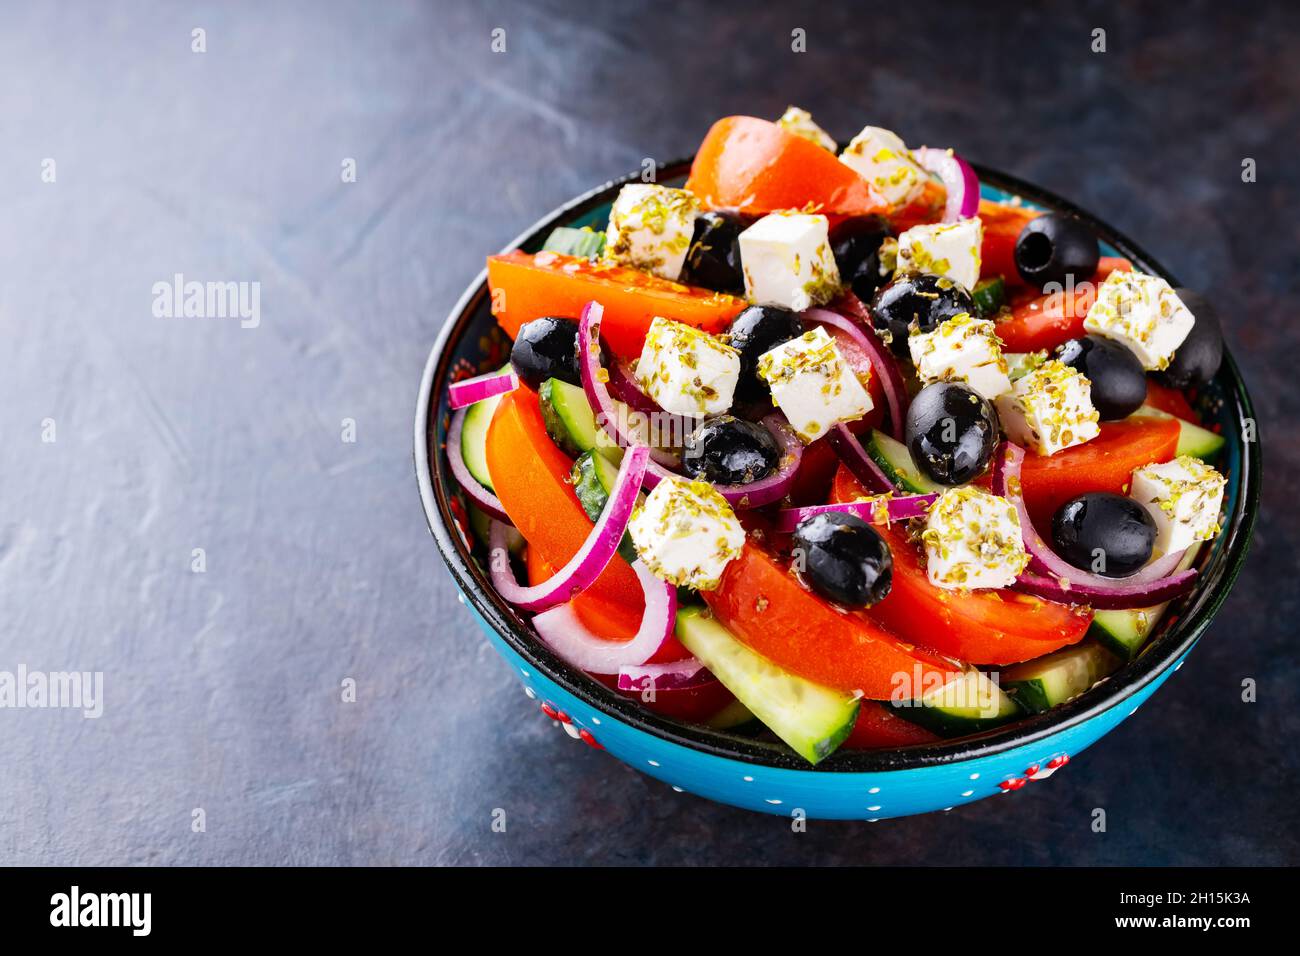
[{"left": 1, "top": 0, "right": 1296, "bottom": 866}]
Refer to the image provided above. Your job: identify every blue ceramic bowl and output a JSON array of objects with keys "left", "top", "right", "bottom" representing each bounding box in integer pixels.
[{"left": 415, "top": 160, "right": 1260, "bottom": 819}]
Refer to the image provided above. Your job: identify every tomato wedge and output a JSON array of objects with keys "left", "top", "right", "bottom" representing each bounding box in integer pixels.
[
  {"left": 486, "top": 250, "right": 744, "bottom": 359},
  {"left": 486, "top": 386, "right": 645, "bottom": 636},
  {"left": 1017, "top": 416, "right": 1181, "bottom": 528},
  {"left": 1145, "top": 380, "right": 1200, "bottom": 422},
  {"left": 830, "top": 466, "right": 1093, "bottom": 665},
  {"left": 703, "top": 542, "right": 960, "bottom": 697},
  {"left": 977, "top": 200, "right": 1041, "bottom": 285},
  {"left": 842, "top": 701, "right": 941, "bottom": 749},
  {"left": 994, "top": 257, "right": 1133, "bottom": 352},
  {"left": 686, "top": 115, "right": 890, "bottom": 217}
]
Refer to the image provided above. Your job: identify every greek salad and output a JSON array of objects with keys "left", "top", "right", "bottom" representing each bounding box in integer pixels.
[{"left": 445, "top": 110, "right": 1229, "bottom": 765}]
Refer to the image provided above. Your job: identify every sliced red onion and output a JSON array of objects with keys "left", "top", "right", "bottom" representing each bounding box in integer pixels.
[
  {"left": 914, "top": 147, "right": 980, "bottom": 222},
  {"left": 486, "top": 443, "right": 648, "bottom": 611},
  {"left": 617, "top": 657, "right": 717, "bottom": 693},
  {"left": 606, "top": 360, "right": 660, "bottom": 415},
  {"left": 1014, "top": 570, "right": 1197, "bottom": 610},
  {"left": 532, "top": 560, "right": 678, "bottom": 675},
  {"left": 827, "top": 424, "right": 897, "bottom": 494},
  {"left": 577, "top": 300, "right": 802, "bottom": 507},
  {"left": 991, "top": 441, "right": 1199, "bottom": 607},
  {"left": 805, "top": 306, "right": 907, "bottom": 440},
  {"left": 773, "top": 494, "right": 937, "bottom": 532},
  {"left": 449, "top": 367, "right": 518, "bottom": 410},
  {"left": 446, "top": 407, "right": 510, "bottom": 523}
]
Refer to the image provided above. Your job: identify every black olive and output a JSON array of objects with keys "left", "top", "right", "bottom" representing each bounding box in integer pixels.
[
  {"left": 1014, "top": 213, "right": 1100, "bottom": 290},
  {"left": 726, "top": 306, "right": 805, "bottom": 402},
  {"left": 792, "top": 512, "right": 893, "bottom": 608},
  {"left": 510, "top": 316, "right": 580, "bottom": 389},
  {"left": 682, "top": 211, "right": 745, "bottom": 294},
  {"left": 682, "top": 415, "right": 780, "bottom": 484},
  {"left": 1051, "top": 493, "right": 1156, "bottom": 577},
  {"left": 869, "top": 274, "right": 974, "bottom": 355},
  {"left": 830, "top": 216, "right": 892, "bottom": 303},
  {"left": 1156, "top": 289, "right": 1223, "bottom": 389},
  {"left": 1055, "top": 335, "right": 1147, "bottom": 421},
  {"left": 905, "top": 382, "right": 999, "bottom": 485}
]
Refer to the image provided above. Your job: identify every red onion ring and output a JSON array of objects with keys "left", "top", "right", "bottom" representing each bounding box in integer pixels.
[
  {"left": 991, "top": 441, "right": 1198, "bottom": 607},
  {"left": 617, "top": 657, "right": 717, "bottom": 693},
  {"left": 773, "top": 494, "right": 936, "bottom": 532},
  {"left": 449, "top": 367, "right": 518, "bottom": 410},
  {"left": 914, "top": 147, "right": 981, "bottom": 222},
  {"left": 606, "top": 360, "right": 662, "bottom": 416},
  {"left": 532, "top": 560, "right": 678, "bottom": 675},
  {"left": 446, "top": 407, "right": 510, "bottom": 523},
  {"left": 827, "top": 424, "right": 897, "bottom": 494},
  {"left": 804, "top": 306, "right": 908, "bottom": 441},
  {"left": 577, "top": 300, "right": 803, "bottom": 508},
  {"left": 1013, "top": 570, "right": 1197, "bottom": 610},
  {"left": 486, "top": 443, "right": 648, "bottom": 611}
]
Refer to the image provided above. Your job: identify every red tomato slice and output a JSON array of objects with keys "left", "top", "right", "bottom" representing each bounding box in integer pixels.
[
  {"left": 842, "top": 701, "right": 941, "bottom": 749},
  {"left": 977, "top": 200, "right": 1041, "bottom": 285},
  {"left": 486, "top": 387, "right": 644, "bottom": 637},
  {"left": 486, "top": 250, "right": 744, "bottom": 359},
  {"left": 994, "top": 257, "right": 1133, "bottom": 352},
  {"left": 1018, "top": 416, "right": 1180, "bottom": 528},
  {"left": 1145, "top": 380, "right": 1200, "bottom": 422},
  {"left": 703, "top": 542, "right": 961, "bottom": 697},
  {"left": 686, "top": 116, "right": 890, "bottom": 217},
  {"left": 830, "top": 466, "right": 1094, "bottom": 665}
]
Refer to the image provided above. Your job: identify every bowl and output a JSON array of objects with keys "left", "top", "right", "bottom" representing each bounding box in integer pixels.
[{"left": 414, "top": 159, "right": 1260, "bottom": 820}]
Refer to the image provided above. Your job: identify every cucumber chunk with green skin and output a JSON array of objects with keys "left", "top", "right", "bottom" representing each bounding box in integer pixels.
[
  {"left": 1090, "top": 543, "right": 1202, "bottom": 660},
  {"left": 460, "top": 366, "right": 510, "bottom": 491},
  {"left": 570, "top": 450, "right": 639, "bottom": 563},
  {"left": 890, "top": 669, "right": 1020, "bottom": 737},
  {"left": 538, "top": 378, "right": 623, "bottom": 462},
  {"left": 541, "top": 225, "right": 606, "bottom": 259},
  {"left": 972, "top": 276, "right": 1006, "bottom": 318},
  {"left": 675, "top": 607, "right": 859, "bottom": 765},
  {"left": 1004, "top": 350, "right": 1047, "bottom": 383},
  {"left": 704, "top": 698, "right": 757, "bottom": 730},
  {"left": 1002, "top": 642, "right": 1119, "bottom": 714},
  {"left": 865, "top": 429, "right": 946, "bottom": 494},
  {"left": 1132, "top": 404, "right": 1224, "bottom": 461}
]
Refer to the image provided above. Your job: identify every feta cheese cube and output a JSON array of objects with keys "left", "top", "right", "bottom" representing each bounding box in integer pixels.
[
  {"left": 838, "top": 126, "right": 927, "bottom": 206},
  {"left": 739, "top": 212, "right": 841, "bottom": 311},
  {"left": 603, "top": 184, "right": 700, "bottom": 280},
  {"left": 635, "top": 316, "right": 740, "bottom": 418},
  {"left": 895, "top": 217, "right": 983, "bottom": 292},
  {"left": 628, "top": 477, "right": 745, "bottom": 590},
  {"left": 922, "top": 487, "right": 1029, "bottom": 590},
  {"left": 995, "top": 359, "right": 1101, "bottom": 456},
  {"left": 776, "top": 106, "right": 836, "bottom": 152},
  {"left": 908, "top": 312, "right": 1012, "bottom": 400},
  {"left": 1129, "top": 456, "right": 1225, "bottom": 555},
  {"left": 1083, "top": 270, "right": 1195, "bottom": 371},
  {"left": 756, "top": 327, "right": 872, "bottom": 441}
]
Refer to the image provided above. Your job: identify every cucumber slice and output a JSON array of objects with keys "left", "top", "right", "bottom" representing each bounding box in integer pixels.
[
  {"left": 1090, "top": 543, "right": 1202, "bottom": 660},
  {"left": 704, "top": 698, "right": 757, "bottom": 730},
  {"left": 1004, "top": 350, "right": 1047, "bottom": 383},
  {"left": 570, "top": 450, "right": 639, "bottom": 563},
  {"left": 675, "top": 607, "right": 859, "bottom": 765},
  {"left": 538, "top": 378, "right": 622, "bottom": 462},
  {"left": 1002, "top": 642, "right": 1119, "bottom": 714},
  {"left": 890, "top": 669, "right": 1019, "bottom": 737},
  {"left": 467, "top": 503, "right": 524, "bottom": 555},
  {"left": 460, "top": 366, "right": 510, "bottom": 491},
  {"left": 541, "top": 225, "right": 606, "bottom": 259},
  {"left": 1133, "top": 404, "right": 1224, "bottom": 461},
  {"left": 972, "top": 276, "right": 1006, "bottom": 318},
  {"left": 865, "top": 429, "right": 945, "bottom": 494}
]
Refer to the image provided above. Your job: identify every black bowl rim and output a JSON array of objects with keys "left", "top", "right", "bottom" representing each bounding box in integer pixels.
[{"left": 414, "top": 158, "right": 1261, "bottom": 773}]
